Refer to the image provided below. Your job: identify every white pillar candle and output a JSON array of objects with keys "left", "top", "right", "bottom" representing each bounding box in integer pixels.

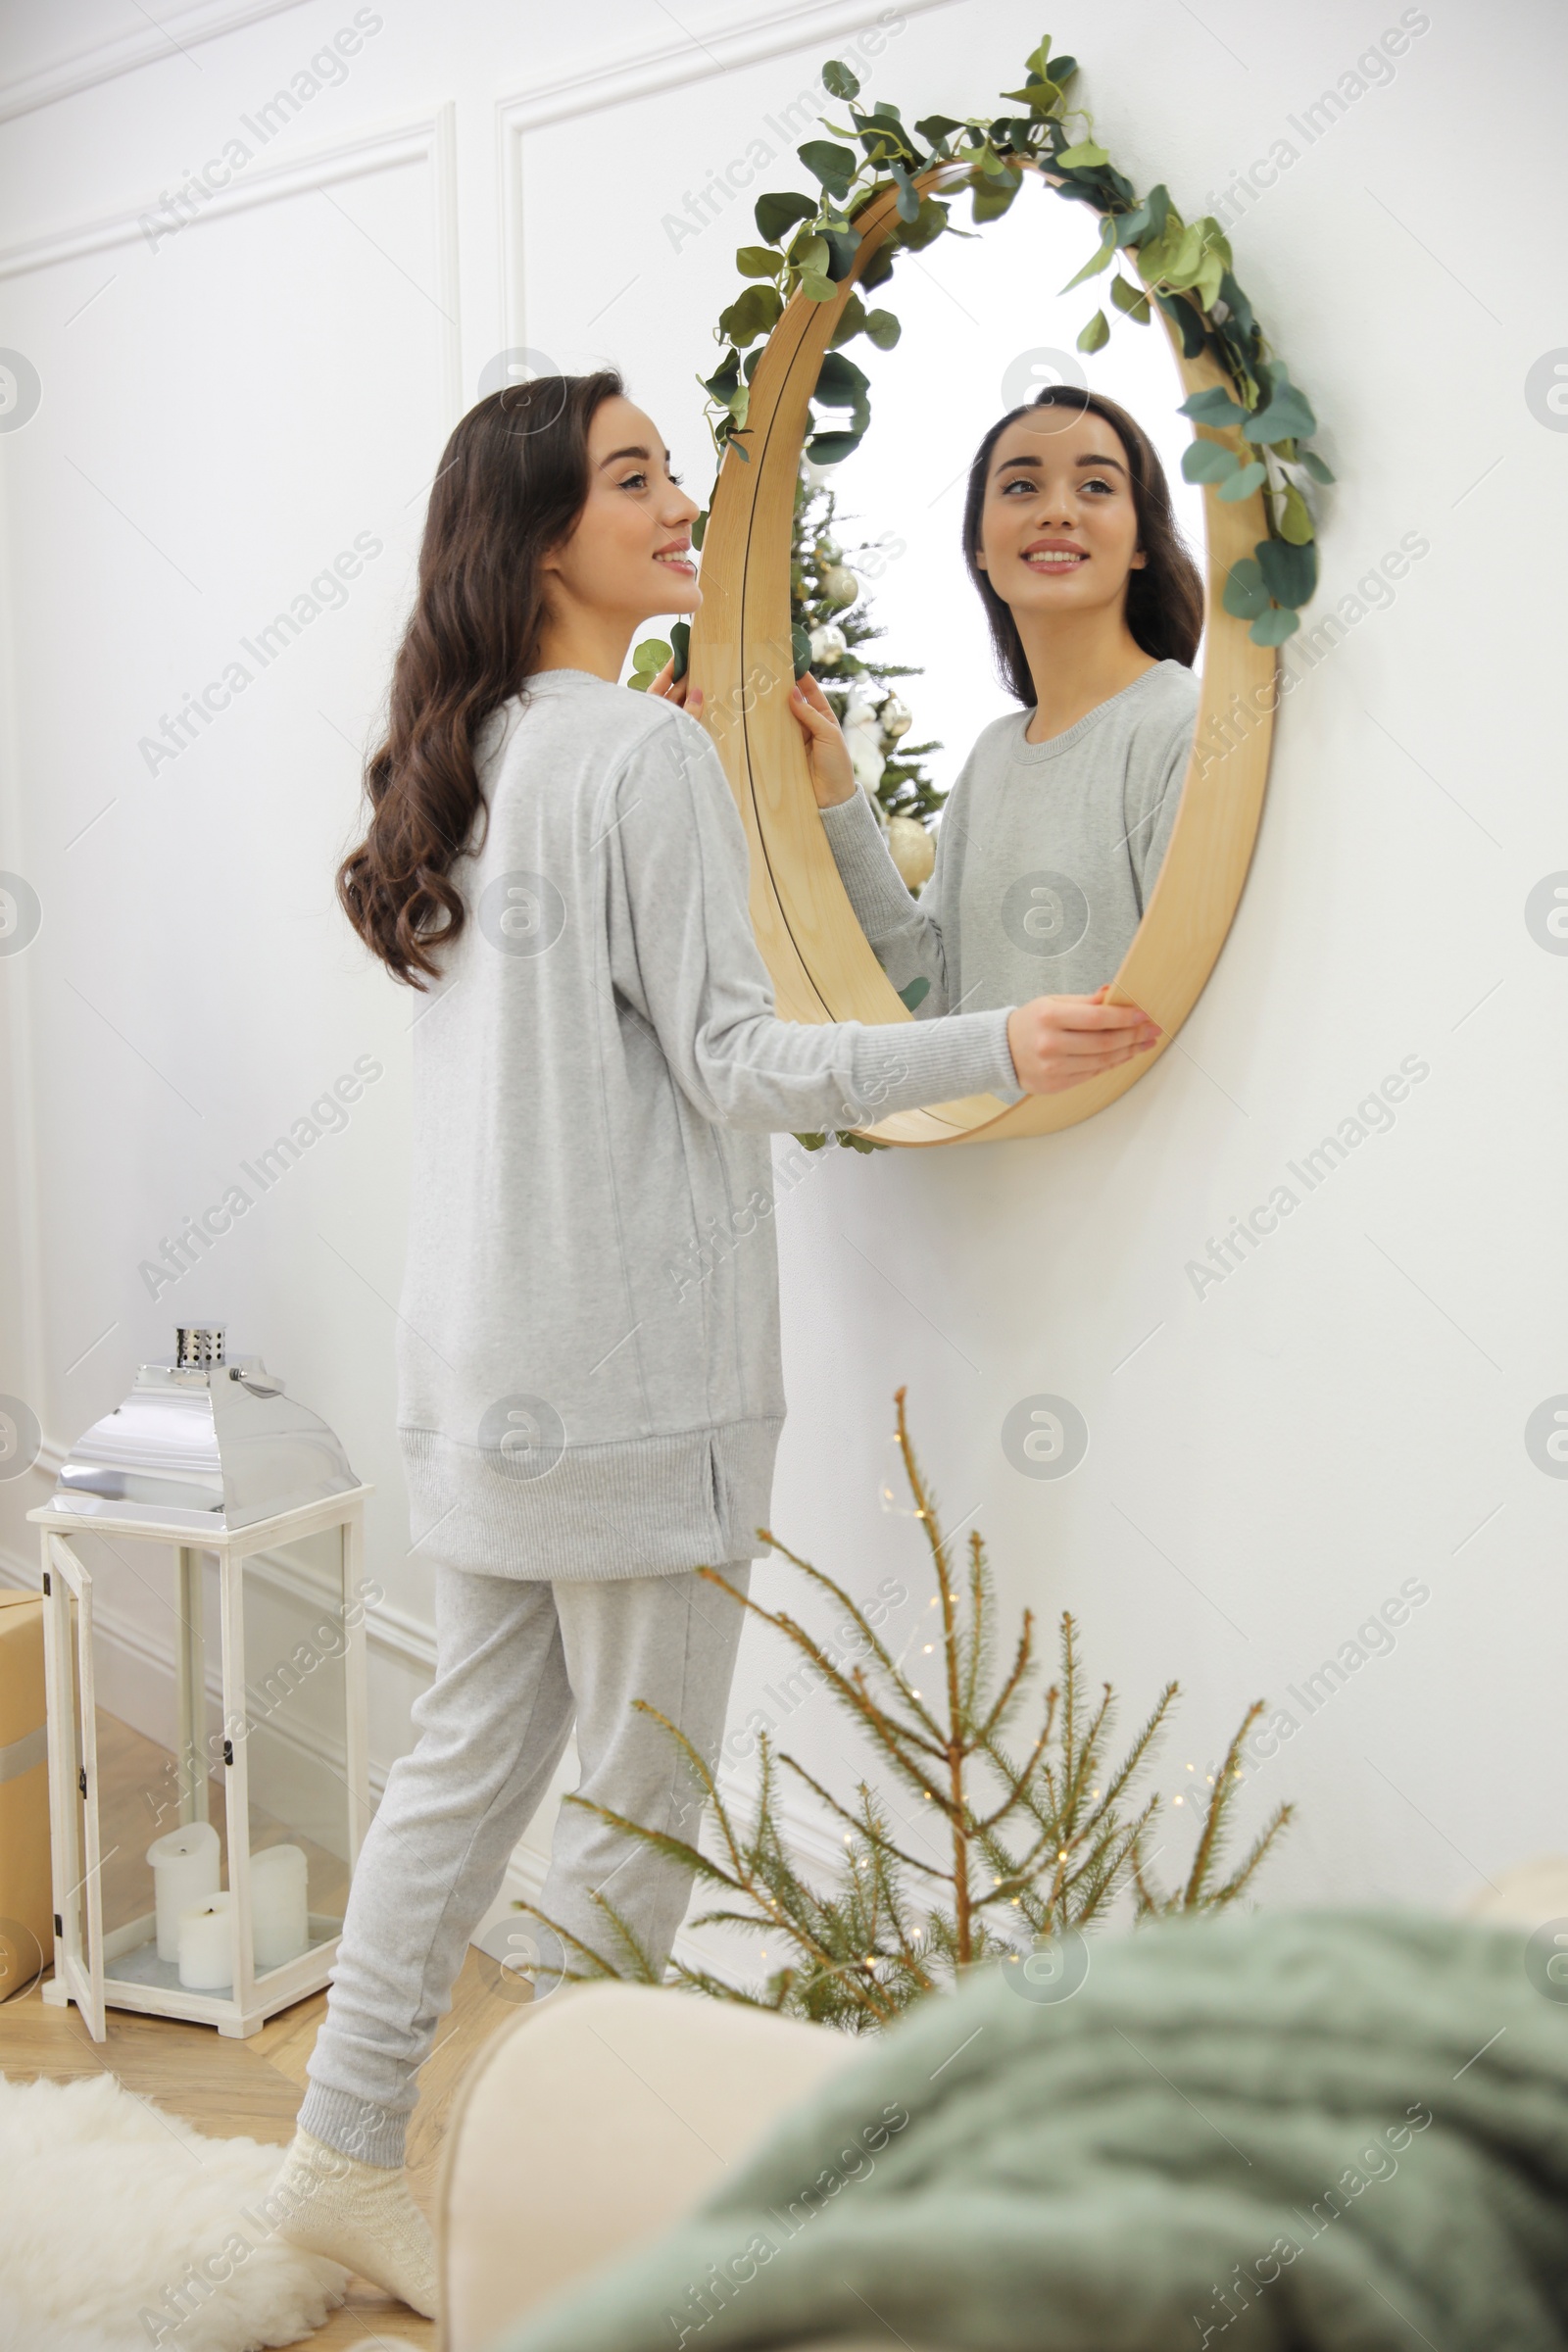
[
  {"left": 251, "top": 1843, "right": 309, "bottom": 1970},
  {"left": 147, "top": 1819, "right": 220, "bottom": 1962},
  {"left": 177, "top": 1890, "right": 234, "bottom": 1989}
]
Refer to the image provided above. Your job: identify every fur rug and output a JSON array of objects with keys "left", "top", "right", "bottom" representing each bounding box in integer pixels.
[{"left": 0, "top": 2070, "right": 349, "bottom": 2352}]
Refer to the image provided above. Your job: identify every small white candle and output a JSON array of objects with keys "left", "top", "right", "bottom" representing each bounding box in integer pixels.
[
  {"left": 147, "top": 1820, "right": 220, "bottom": 1962},
  {"left": 251, "top": 1843, "right": 309, "bottom": 1970},
  {"left": 177, "top": 1891, "right": 234, "bottom": 1989}
]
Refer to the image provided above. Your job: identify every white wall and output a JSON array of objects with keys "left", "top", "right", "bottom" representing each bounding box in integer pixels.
[{"left": 2, "top": 0, "right": 1564, "bottom": 1968}]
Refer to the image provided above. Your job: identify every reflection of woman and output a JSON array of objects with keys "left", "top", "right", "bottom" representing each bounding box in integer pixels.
[{"left": 795, "top": 387, "right": 1202, "bottom": 1064}]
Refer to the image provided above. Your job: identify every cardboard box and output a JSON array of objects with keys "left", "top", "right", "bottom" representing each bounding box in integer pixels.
[{"left": 0, "top": 1588, "right": 52, "bottom": 1999}]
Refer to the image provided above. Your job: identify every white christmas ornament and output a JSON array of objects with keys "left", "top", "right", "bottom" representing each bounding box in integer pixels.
[
  {"left": 879, "top": 694, "right": 912, "bottom": 742},
  {"left": 841, "top": 686, "right": 887, "bottom": 797},
  {"left": 819, "top": 564, "right": 858, "bottom": 608},
  {"left": 808, "top": 622, "right": 848, "bottom": 666}
]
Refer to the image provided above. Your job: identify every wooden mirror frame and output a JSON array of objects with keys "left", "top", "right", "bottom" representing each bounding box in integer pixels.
[{"left": 687, "top": 158, "right": 1277, "bottom": 1147}]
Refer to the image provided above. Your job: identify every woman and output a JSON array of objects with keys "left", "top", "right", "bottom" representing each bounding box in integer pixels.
[
  {"left": 267, "top": 369, "right": 1160, "bottom": 2317},
  {"left": 798, "top": 387, "right": 1202, "bottom": 1076}
]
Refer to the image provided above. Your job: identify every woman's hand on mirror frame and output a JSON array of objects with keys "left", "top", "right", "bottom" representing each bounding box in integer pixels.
[
  {"left": 788, "top": 670, "right": 858, "bottom": 809},
  {"left": 648, "top": 656, "right": 703, "bottom": 717},
  {"left": 1005, "top": 984, "right": 1162, "bottom": 1097},
  {"left": 651, "top": 662, "right": 858, "bottom": 812}
]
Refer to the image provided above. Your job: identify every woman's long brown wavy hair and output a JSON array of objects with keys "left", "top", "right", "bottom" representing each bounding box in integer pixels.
[
  {"left": 961, "top": 385, "right": 1204, "bottom": 703},
  {"left": 337, "top": 368, "right": 625, "bottom": 987}
]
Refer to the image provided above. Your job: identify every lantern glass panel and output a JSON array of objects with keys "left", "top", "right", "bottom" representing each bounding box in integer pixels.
[
  {"left": 239, "top": 1524, "right": 352, "bottom": 1975},
  {"left": 60, "top": 1536, "right": 223, "bottom": 1999}
]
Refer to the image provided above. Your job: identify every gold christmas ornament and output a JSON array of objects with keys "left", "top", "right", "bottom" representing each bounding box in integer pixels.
[{"left": 886, "top": 813, "right": 936, "bottom": 892}]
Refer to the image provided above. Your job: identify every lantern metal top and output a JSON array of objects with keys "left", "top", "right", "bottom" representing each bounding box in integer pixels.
[{"left": 40, "top": 1323, "right": 362, "bottom": 1534}]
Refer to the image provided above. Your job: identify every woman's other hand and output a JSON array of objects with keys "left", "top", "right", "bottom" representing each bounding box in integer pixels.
[
  {"left": 788, "top": 671, "right": 858, "bottom": 809},
  {"left": 1005, "top": 983, "right": 1162, "bottom": 1096}
]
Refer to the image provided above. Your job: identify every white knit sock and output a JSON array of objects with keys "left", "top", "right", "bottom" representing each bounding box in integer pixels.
[{"left": 272, "top": 2125, "right": 439, "bottom": 2319}]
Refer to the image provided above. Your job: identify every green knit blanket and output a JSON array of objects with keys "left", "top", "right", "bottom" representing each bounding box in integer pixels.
[{"left": 497, "top": 1909, "right": 1568, "bottom": 2352}]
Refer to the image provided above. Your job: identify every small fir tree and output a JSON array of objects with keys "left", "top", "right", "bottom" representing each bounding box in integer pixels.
[
  {"left": 515, "top": 1386, "right": 1293, "bottom": 2029},
  {"left": 790, "top": 470, "right": 947, "bottom": 833}
]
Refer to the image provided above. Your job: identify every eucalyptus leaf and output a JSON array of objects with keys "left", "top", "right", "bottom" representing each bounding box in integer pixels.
[
  {"left": 800, "top": 270, "right": 838, "bottom": 302},
  {"left": 813, "top": 350, "right": 871, "bottom": 408},
  {"left": 895, "top": 194, "right": 950, "bottom": 250},
  {"left": 1154, "top": 289, "right": 1207, "bottom": 359},
  {"left": 1179, "top": 385, "right": 1250, "bottom": 427},
  {"left": 1243, "top": 382, "right": 1318, "bottom": 444},
  {"left": 718, "top": 284, "right": 783, "bottom": 346},
  {"left": 1182, "top": 441, "right": 1241, "bottom": 485},
  {"left": 1114, "top": 202, "right": 1152, "bottom": 247},
  {"left": 1250, "top": 606, "right": 1300, "bottom": 647},
  {"left": 1056, "top": 139, "right": 1109, "bottom": 167},
  {"left": 735, "top": 245, "right": 784, "bottom": 279},
  {"left": 1049, "top": 52, "right": 1079, "bottom": 82},
  {"left": 754, "top": 189, "right": 816, "bottom": 244},
  {"left": 1221, "top": 558, "right": 1270, "bottom": 620},
  {"left": 670, "top": 619, "right": 690, "bottom": 681},
  {"left": 822, "top": 58, "right": 861, "bottom": 99},
  {"left": 691, "top": 509, "right": 708, "bottom": 552},
  {"left": 1217, "top": 460, "right": 1267, "bottom": 502},
  {"left": 863, "top": 307, "right": 902, "bottom": 348},
  {"left": 827, "top": 292, "right": 867, "bottom": 349},
  {"left": 1000, "top": 79, "right": 1062, "bottom": 113},
  {"left": 1060, "top": 220, "right": 1117, "bottom": 291},
  {"left": 630, "top": 636, "right": 670, "bottom": 674},
  {"left": 913, "top": 113, "right": 963, "bottom": 145},
  {"left": 889, "top": 157, "right": 921, "bottom": 222},
  {"left": 1216, "top": 270, "right": 1255, "bottom": 342},
  {"left": 1077, "top": 307, "right": 1110, "bottom": 354},
  {"left": 1298, "top": 448, "right": 1336, "bottom": 485},
  {"left": 1277, "top": 482, "right": 1315, "bottom": 542},
  {"left": 1109, "top": 273, "right": 1151, "bottom": 321},
  {"left": 1255, "top": 534, "right": 1318, "bottom": 609},
  {"left": 792, "top": 623, "right": 812, "bottom": 678},
  {"left": 702, "top": 352, "right": 740, "bottom": 402},
  {"left": 820, "top": 227, "right": 861, "bottom": 278},
  {"left": 797, "top": 139, "right": 858, "bottom": 196},
  {"left": 898, "top": 977, "right": 931, "bottom": 1010},
  {"left": 971, "top": 176, "right": 1020, "bottom": 223},
  {"left": 807, "top": 425, "right": 865, "bottom": 465}
]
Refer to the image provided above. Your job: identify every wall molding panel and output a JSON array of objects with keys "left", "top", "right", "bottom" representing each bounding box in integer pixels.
[
  {"left": 0, "top": 104, "right": 463, "bottom": 421},
  {"left": 0, "top": 0, "right": 313, "bottom": 128},
  {"left": 494, "top": 0, "right": 956, "bottom": 354}
]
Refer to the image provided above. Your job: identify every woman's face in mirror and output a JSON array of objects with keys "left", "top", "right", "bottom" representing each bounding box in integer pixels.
[{"left": 972, "top": 407, "right": 1146, "bottom": 629}]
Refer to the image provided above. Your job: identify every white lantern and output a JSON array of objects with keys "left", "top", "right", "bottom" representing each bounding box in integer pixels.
[{"left": 27, "top": 1323, "right": 370, "bottom": 2039}]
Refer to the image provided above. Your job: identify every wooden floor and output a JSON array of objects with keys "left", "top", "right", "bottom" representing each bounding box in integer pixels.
[{"left": 1, "top": 1705, "right": 530, "bottom": 2347}]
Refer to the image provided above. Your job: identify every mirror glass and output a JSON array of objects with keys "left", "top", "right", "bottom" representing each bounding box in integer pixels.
[{"left": 798, "top": 173, "right": 1208, "bottom": 1083}]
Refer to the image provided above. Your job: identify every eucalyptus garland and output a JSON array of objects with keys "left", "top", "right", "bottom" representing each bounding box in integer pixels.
[{"left": 662, "top": 33, "right": 1332, "bottom": 656}]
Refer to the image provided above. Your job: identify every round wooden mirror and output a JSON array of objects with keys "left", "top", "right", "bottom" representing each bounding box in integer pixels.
[{"left": 686, "top": 158, "right": 1278, "bottom": 1148}]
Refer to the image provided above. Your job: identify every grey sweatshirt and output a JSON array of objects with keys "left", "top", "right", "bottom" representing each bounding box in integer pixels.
[
  {"left": 395, "top": 668, "right": 1020, "bottom": 1580},
  {"left": 819, "top": 660, "right": 1200, "bottom": 1097}
]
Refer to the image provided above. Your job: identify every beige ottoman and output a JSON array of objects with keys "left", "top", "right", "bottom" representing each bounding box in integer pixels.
[{"left": 437, "top": 1981, "right": 887, "bottom": 2352}]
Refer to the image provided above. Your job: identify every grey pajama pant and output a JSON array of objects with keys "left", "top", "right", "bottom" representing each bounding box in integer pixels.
[{"left": 298, "top": 1558, "right": 753, "bottom": 2168}]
